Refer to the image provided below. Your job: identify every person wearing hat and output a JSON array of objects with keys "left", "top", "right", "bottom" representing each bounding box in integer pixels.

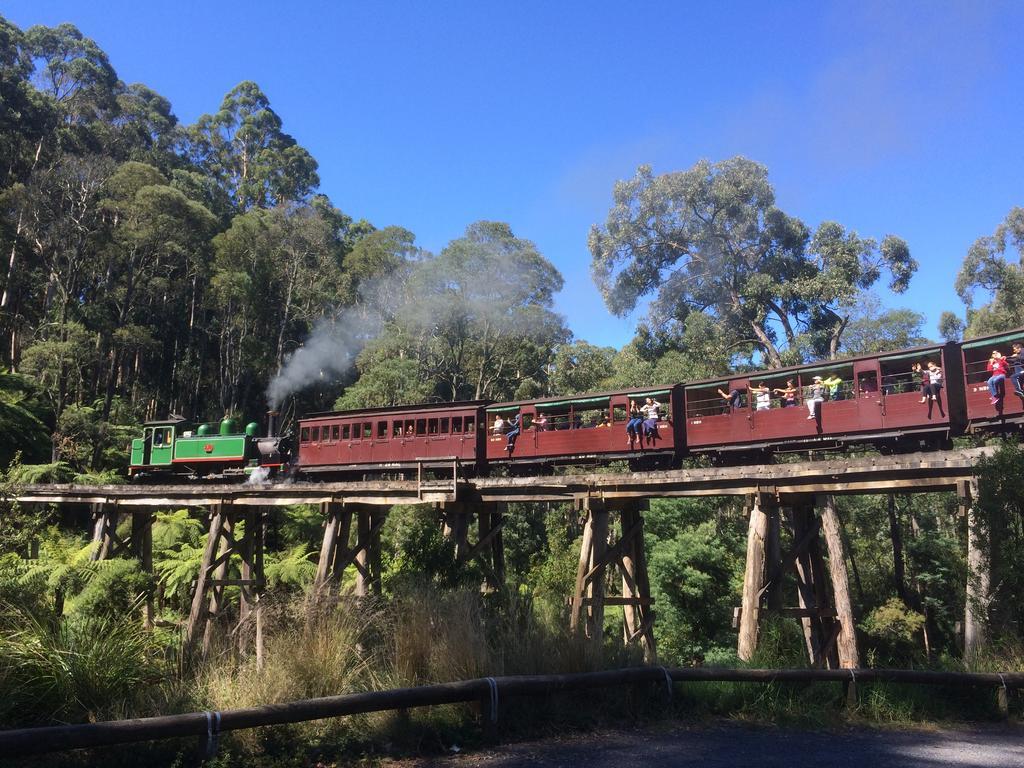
[{"left": 806, "top": 376, "right": 826, "bottom": 419}]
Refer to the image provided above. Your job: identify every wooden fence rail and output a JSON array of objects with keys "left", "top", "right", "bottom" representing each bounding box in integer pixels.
[{"left": 1, "top": 666, "right": 1021, "bottom": 758}]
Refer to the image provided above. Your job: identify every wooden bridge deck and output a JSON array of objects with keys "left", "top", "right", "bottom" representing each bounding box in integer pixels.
[{"left": 11, "top": 447, "right": 993, "bottom": 509}]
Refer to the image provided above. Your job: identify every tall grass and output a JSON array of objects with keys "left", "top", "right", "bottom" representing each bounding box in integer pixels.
[
  {"left": 0, "top": 604, "right": 168, "bottom": 727},
  {"left": 2, "top": 590, "right": 1019, "bottom": 766}
]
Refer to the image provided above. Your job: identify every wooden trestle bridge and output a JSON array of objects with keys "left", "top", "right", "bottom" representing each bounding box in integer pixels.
[{"left": 12, "top": 447, "right": 993, "bottom": 669}]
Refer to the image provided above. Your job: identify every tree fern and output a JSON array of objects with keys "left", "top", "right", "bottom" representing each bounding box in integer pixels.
[{"left": 264, "top": 544, "right": 317, "bottom": 589}]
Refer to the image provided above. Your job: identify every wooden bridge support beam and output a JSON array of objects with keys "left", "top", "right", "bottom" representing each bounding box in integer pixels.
[
  {"left": 738, "top": 494, "right": 770, "bottom": 662},
  {"left": 440, "top": 501, "right": 508, "bottom": 591},
  {"left": 962, "top": 478, "right": 989, "bottom": 657},
  {"left": 184, "top": 505, "right": 266, "bottom": 663},
  {"left": 312, "top": 503, "right": 384, "bottom": 599},
  {"left": 818, "top": 494, "right": 860, "bottom": 669},
  {"left": 737, "top": 494, "right": 858, "bottom": 669},
  {"left": 570, "top": 500, "right": 656, "bottom": 662}
]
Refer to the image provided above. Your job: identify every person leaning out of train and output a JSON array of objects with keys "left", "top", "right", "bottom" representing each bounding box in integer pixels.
[
  {"left": 987, "top": 350, "right": 1010, "bottom": 405},
  {"left": 1008, "top": 342, "right": 1024, "bottom": 397},
  {"left": 922, "top": 361, "right": 943, "bottom": 403},
  {"left": 773, "top": 379, "right": 798, "bottom": 407},
  {"left": 596, "top": 415, "right": 611, "bottom": 428},
  {"left": 822, "top": 373, "right": 843, "bottom": 401},
  {"left": 806, "top": 376, "right": 826, "bottom": 419},
  {"left": 535, "top": 413, "right": 549, "bottom": 431},
  {"left": 505, "top": 414, "right": 521, "bottom": 451},
  {"left": 625, "top": 400, "right": 643, "bottom": 445},
  {"left": 717, "top": 387, "right": 742, "bottom": 412},
  {"left": 753, "top": 383, "right": 771, "bottom": 410}
]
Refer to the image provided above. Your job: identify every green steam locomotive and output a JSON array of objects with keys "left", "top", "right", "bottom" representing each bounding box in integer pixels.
[{"left": 128, "top": 416, "right": 265, "bottom": 479}]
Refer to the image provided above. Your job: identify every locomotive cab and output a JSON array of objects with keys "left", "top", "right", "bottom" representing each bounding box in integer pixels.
[{"left": 129, "top": 418, "right": 186, "bottom": 477}]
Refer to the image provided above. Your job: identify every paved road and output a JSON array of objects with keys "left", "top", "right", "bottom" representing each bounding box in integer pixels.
[{"left": 397, "top": 722, "right": 1024, "bottom": 767}]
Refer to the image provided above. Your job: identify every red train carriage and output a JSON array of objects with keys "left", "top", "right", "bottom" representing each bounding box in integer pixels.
[
  {"left": 485, "top": 386, "right": 685, "bottom": 469},
  {"left": 296, "top": 401, "right": 489, "bottom": 477},
  {"left": 960, "top": 327, "right": 1024, "bottom": 431},
  {"left": 683, "top": 342, "right": 966, "bottom": 457}
]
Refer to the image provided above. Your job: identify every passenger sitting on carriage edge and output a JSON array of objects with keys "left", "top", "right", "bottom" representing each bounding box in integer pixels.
[
  {"left": 773, "top": 379, "right": 797, "bottom": 407},
  {"left": 987, "top": 350, "right": 1010, "bottom": 405},
  {"left": 626, "top": 400, "right": 643, "bottom": 445},
  {"left": 1009, "top": 342, "right": 1024, "bottom": 396},
  {"left": 806, "top": 376, "right": 825, "bottom": 419},
  {"left": 717, "top": 387, "right": 742, "bottom": 412},
  {"left": 925, "top": 361, "right": 943, "bottom": 403},
  {"left": 641, "top": 397, "right": 661, "bottom": 439}
]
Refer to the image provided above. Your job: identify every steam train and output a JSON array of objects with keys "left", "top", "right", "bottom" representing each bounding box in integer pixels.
[{"left": 128, "top": 326, "right": 1024, "bottom": 480}]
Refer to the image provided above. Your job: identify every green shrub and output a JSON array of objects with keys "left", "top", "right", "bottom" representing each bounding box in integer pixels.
[{"left": 0, "top": 610, "right": 167, "bottom": 727}]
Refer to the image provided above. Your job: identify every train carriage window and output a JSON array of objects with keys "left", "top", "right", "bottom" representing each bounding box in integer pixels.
[
  {"left": 363, "top": 422, "right": 373, "bottom": 439},
  {"left": 428, "top": 418, "right": 438, "bottom": 435},
  {"left": 312, "top": 426, "right": 320, "bottom": 442},
  {"left": 440, "top": 418, "right": 450, "bottom": 434},
  {"left": 857, "top": 371, "right": 879, "bottom": 395},
  {"left": 521, "top": 414, "right": 533, "bottom": 430},
  {"left": 300, "top": 427, "right": 310, "bottom": 443},
  {"left": 574, "top": 406, "right": 608, "bottom": 428},
  {"left": 393, "top": 421, "right": 403, "bottom": 437},
  {"left": 465, "top": 416, "right": 474, "bottom": 433},
  {"left": 801, "top": 364, "right": 855, "bottom": 400},
  {"left": 962, "top": 345, "right": 998, "bottom": 386},
  {"left": 880, "top": 358, "right": 935, "bottom": 395},
  {"left": 404, "top": 419, "right": 414, "bottom": 436},
  {"left": 543, "top": 405, "right": 572, "bottom": 430},
  {"left": 415, "top": 418, "right": 426, "bottom": 436},
  {"left": 750, "top": 376, "right": 797, "bottom": 409},
  {"left": 452, "top": 416, "right": 463, "bottom": 434},
  {"left": 685, "top": 386, "right": 738, "bottom": 418},
  {"left": 331, "top": 425, "right": 340, "bottom": 441},
  {"left": 342, "top": 424, "right": 350, "bottom": 440},
  {"left": 153, "top": 428, "right": 164, "bottom": 446},
  {"left": 377, "top": 421, "right": 387, "bottom": 439},
  {"left": 613, "top": 405, "right": 628, "bottom": 422}
]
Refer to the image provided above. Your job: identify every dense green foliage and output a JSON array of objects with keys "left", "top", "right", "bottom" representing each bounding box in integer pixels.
[
  {"left": 588, "top": 158, "right": 918, "bottom": 366},
  {"left": 951, "top": 206, "right": 1024, "bottom": 339}
]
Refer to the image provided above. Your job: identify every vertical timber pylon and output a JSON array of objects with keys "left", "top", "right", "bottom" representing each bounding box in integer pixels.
[
  {"left": 89, "top": 503, "right": 155, "bottom": 627},
  {"left": 312, "top": 502, "right": 385, "bottom": 598},
  {"left": 440, "top": 501, "right": 508, "bottom": 590},
  {"left": 737, "top": 493, "right": 859, "bottom": 669},
  {"left": 184, "top": 504, "right": 265, "bottom": 663},
  {"left": 737, "top": 493, "right": 770, "bottom": 661},
  {"left": 570, "top": 499, "right": 656, "bottom": 662},
  {"left": 962, "top": 477, "right": 989, "bottom": 657}
]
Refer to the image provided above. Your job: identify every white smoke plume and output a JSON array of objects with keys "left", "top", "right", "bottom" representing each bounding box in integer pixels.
[{"left": 266, "top": 313, "right": 375, "bottom": 408}]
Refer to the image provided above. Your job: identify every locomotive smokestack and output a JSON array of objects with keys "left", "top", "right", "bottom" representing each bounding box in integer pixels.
[{"left": 267, "top": 410, "right": 279, "bottom": 438}]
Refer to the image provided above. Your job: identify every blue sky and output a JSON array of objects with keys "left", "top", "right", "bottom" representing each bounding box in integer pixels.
[{"left": 6, "top": 1, "right": 1023, "bottom": 348}]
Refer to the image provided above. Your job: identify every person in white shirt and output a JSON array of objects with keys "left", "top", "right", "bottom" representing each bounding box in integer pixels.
[
  {"left": 641, "top": 397, "right": 661, "bottom": 440},
  {"left": 925, "top": 361, "right": 943, "bottom": 402},
  {"left": 753, "top": 383, "right": 771, "bottom": 411}
]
